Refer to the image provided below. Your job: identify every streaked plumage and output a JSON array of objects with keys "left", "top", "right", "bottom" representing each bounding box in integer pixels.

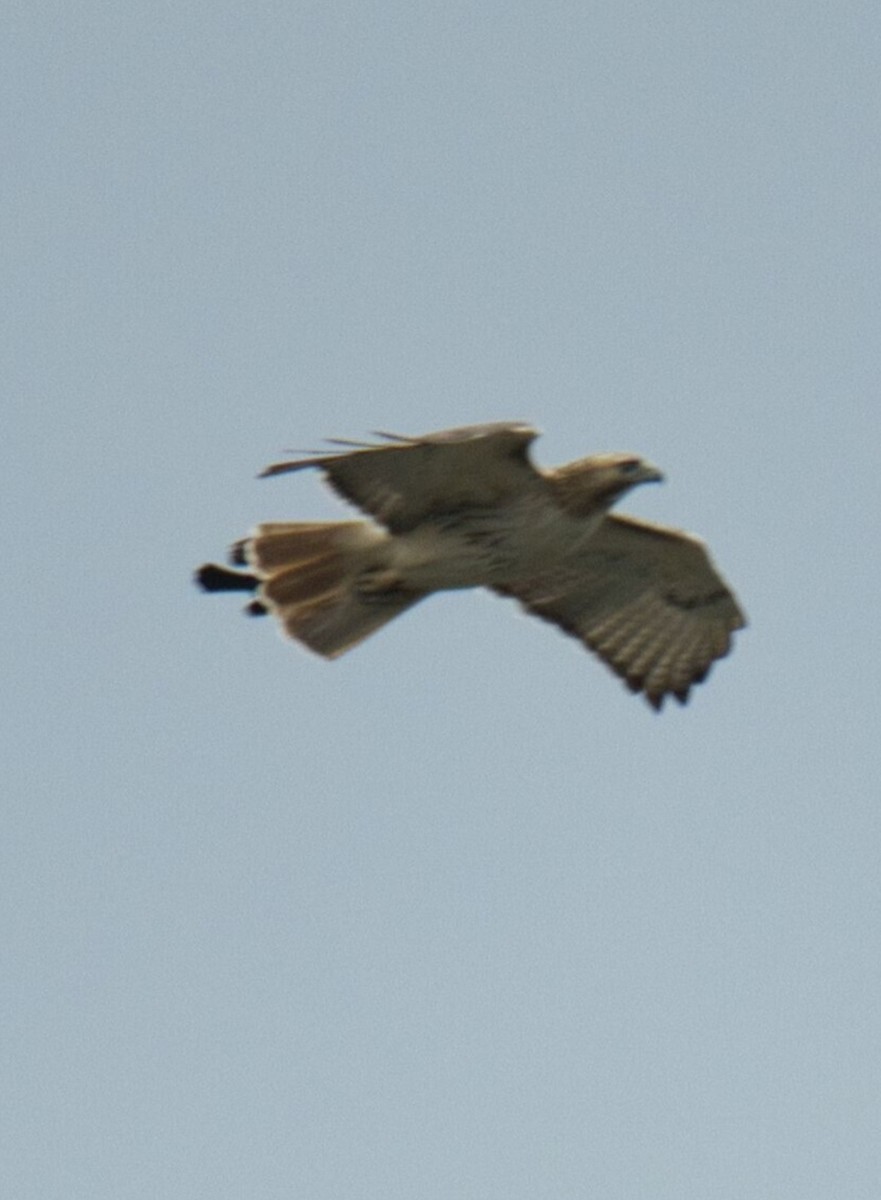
[{"left": 195, "top": 422, "right": 745, "bottom": 709}]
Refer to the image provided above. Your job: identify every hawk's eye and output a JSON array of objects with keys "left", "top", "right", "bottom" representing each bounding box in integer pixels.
[{"left": 620, "top": 460, "right": 641, "bottom": 474}]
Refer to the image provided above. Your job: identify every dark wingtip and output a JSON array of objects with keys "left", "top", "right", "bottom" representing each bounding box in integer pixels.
[
  {"left": 229, "top": 539, "right": 249, "bottom": 566},
  {"left": 258, "top": 455, "right": 326, "bottom": 478},
  {"left": 195, "top": 563, "right": 259, "bottom": 594},
  {"left": 257, "top": 462, "right": 291, "bottom": 479}
]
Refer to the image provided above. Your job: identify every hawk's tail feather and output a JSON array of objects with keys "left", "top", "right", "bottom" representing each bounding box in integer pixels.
[{"left": 243, "top": 521, "right": 425, "bottom": 659}]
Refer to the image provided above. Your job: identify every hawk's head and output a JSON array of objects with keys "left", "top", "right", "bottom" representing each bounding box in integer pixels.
[{"left": 547, "top": 453, "right": 664, "bottom": 517}]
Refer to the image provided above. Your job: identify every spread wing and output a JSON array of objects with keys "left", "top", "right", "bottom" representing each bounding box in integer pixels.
[
  {"left": 495, "top": 513, "right": 746, "bottom": 709},
  {"left": 259, "top": 422, "right": 544, "bottom": 533}
]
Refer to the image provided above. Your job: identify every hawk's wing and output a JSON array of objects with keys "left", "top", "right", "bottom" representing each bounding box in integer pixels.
[
  {"left": 495, "top": 513, "right": 746, "bottom": 709},
  {"left": 259, "top": 422, "right": 543, "bottom": 533}
]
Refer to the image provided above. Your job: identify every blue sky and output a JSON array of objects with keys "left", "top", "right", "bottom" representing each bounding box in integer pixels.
[{"left": 4, "top": 3, "right": 880, "bottom": 1197}]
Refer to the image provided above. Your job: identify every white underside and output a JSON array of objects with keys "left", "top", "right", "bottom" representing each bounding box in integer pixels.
[{"left": 385, "top": 500, "right": 605, "bottom": 592}]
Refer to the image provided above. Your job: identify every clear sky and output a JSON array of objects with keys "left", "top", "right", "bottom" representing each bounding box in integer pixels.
[{"left": 4, "top": 2, "right": 880, "bottom": 1197}]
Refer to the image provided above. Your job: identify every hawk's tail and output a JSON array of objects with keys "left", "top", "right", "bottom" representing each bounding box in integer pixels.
[{"left": 196, "top": 521, "right": 425, "bottom": 658}]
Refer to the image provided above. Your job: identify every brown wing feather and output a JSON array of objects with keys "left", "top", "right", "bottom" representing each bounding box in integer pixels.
[
  {"left": 495, "top": 513, "right": 746, "bottom": 709},
  {"left": 258, "top": 422, "right": 544, "bottom": 533}
]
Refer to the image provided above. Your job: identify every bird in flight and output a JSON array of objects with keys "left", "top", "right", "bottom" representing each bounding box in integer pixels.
[{"left": 195, "top": 422, "right": 745, "bottom": 709}]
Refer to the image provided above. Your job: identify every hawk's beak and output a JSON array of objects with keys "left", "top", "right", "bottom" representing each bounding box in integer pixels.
[{"left": 641, "top": 463, "right": 664, "bottom": 484}]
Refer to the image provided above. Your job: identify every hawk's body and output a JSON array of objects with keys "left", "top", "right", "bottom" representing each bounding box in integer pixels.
[
  {"left": 196, "top": 422, "right": 745, "bottom": 709},
  {"left": 355, "top": 492, "right": 608, "bottom": 592}
]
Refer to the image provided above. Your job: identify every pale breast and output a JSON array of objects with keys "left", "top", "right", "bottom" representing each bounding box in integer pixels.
[{"left": 387, "top": 496, "right": 601, "bottom": 591}]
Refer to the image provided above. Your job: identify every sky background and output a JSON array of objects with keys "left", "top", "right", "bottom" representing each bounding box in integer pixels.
[{"left": 3, "top": 2, "right": 880, "bottom": 1197}]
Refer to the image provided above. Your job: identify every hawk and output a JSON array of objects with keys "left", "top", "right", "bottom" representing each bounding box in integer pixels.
[{"left": 195, "top": 422, "right": 745, "bottom": 709}]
